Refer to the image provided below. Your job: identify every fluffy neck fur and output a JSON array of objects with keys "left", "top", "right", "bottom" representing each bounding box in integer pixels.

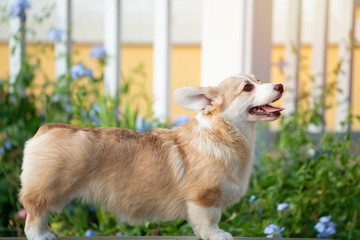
[{"left": 196, "top": 112, "right": 256, "bottom": 147}]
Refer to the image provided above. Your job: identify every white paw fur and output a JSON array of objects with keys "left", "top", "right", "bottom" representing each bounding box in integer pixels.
[{"left": 25, "top": 228, "right": 57, "bottom": 240}]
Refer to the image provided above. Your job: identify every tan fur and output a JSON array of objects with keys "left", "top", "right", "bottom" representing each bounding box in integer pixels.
[{"left": 19, "top": 74, "right": 283, "bottom": 240}]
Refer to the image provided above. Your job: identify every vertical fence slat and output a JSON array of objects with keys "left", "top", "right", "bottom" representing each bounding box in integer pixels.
[
  {"left": 335, "top": 0, "right": 356, "bottom": 132},
  {"left": 283, "top": 0, "right": 302, "bottom": 115},
  {"left": 153, "top": 0, "right": 171, "bottom": 120},
  {"left": 243, "top": 0, "right": 273, "bottom": 82},
  {"left": 9, "top": 2, "right": 26, "bottom": 87},
  {"left": 201, "top": 0, "right": 272, "bottom": 84},
  {"left": 55, "top": 0, "right": 71, "bottom": 80},
  {"left": 104, "top": 0, "right": 121, "bottom": 99},
  {"left": 201, "top": 0, "right": 245, "bottom": 86},
  {"left": 309, "top": 0, "right": 329, "bottom": 133}
]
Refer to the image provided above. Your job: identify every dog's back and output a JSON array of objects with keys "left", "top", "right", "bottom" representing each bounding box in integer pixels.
[{"left": 20, "top": 123, "right": 188, "bottom": 222}]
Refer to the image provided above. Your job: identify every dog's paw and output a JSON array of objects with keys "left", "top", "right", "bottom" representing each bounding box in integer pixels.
[
  {"left": 25, "top": 229, "right": 57, "bottom": 240},
  {"left": 49, "top": 228, "right": 58, "bottom": 238},
  {"left": 203, "top": 229, "right": 233, "bottom": 240},
  {"left": 41, "top": 231, "right": 57, "bottom": 240}
]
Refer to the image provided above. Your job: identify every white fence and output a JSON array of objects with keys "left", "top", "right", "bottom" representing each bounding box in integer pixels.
[{"left": 8, "top": 0, "right": 358, "bottom": 132}]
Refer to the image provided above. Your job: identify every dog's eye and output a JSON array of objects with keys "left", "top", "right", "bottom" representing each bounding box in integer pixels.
[{"left": 243, "top": 83, "right": 254, "bottom": 92}]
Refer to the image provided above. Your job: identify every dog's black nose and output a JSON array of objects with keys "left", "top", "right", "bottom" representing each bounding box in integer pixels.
[{"left": 274, "top": 84, "right": 284, "bottom": 93}]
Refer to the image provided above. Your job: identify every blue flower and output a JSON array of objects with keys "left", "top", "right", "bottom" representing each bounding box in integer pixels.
[
  {"left": 0, "top": 147, "right": 4, "bottom": 156},
  {"left": 135, "top": 115, "right": 152, "bottom": 133},
  {"left": 314, "top": 149, "right": 333, "bottom": 159},
  {"left": 81, "top": 110, "right": 87, "bottom": 119},
  {"left": 10, "top": 96, "right": 17, "bottom": 104},
  {"left": 89, "top": 45, "right": 106, "bottom": 59},
  {"left": 4, "top": 139, "right": 12, "bottom": 151},
  {"left": 116, "top": 232, "right": 126, "bottom": 237},
  {"left": 52, "top": 95, "right": 60, "bottom": 103},
  {"left": 277, "top": 203, "right": 289, "bottom": 211},
  {"left": 65, "top": 201, "right": 74, "bottom": 215},
  {"left": 248, "top": 195, "right": 256, "bottom": 203},
  {"left": 64, "top": 104, "right": 71, "bottom": 113},
  {"left": 173, "top": 115, "right": 191, "bottom": 128},
  {"left": 264, "top": 224, "right": 284, "bottom": 238},
  {"left": 63, "top": 95, "right": 70, "bottom": 103},
  {"left": 92, "top": 103, "right": 101, "bottom": 113},
  {"left": 90, "top": 106, "right": 100, "bottom": 126},
  {"left": 85, "top": 229, "right": 95, "bottom": 236},
  {"left": 47, "top": 28, "right": 63, "bottom": 42},
  {"left": 315, "top": 215, "right": 336, "bottom": 238},
  {"left": 71, "top": 63, "right": 86, "bottom": 79},
  {"left": 9, "top": 0, "right": 30, "bottom": 21},
  {"left": 87, "top": 68, "right": 94, "bottom": 78},
  {"left": 319, "top": 215, "right": 332, "bottom": 223},
  {"left": 114, "top": 107, "right": 119, "bottom": 120},
  {"left": 21, "top": 90, "right": 28, "bottom": 98},
  {"left": 88, "top": 205, "right": 96, "bottom": 212}
]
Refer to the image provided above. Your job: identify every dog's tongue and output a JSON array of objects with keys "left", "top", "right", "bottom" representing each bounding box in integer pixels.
[{"left": 261, "top": 104, "right": 285, "bottom": 113}]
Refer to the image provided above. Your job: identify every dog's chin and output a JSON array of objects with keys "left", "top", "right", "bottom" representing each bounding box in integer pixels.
[
  {"left": 248, "top": 111, "right": 281, "bottom": 121},
  {"left": 247, "top": 104, "right": 284, "bottom": 122}
]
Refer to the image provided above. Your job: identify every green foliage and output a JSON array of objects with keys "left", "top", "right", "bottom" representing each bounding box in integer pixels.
[{"left": 1, "top": 1, "right": 360, "bottom": 239}]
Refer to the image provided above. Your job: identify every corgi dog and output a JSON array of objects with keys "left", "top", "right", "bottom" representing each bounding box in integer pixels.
[{"left": 19, "top": 73, "right": 284, "bottom": 240}]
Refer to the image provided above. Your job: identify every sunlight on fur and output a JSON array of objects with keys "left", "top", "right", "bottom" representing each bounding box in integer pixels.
[{"left": 19, "top": 73, "right": 284, "bottom": 240}]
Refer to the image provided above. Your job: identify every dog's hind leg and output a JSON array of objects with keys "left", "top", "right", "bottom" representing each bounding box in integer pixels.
[
  {"left": 186, "top": 201, "right": 233, "bottom": 240},
  {"left": 19, "top": 182, "right": 65, "bottom": 240},
  {"left": 23, "top": 211, "right": 56, "bottom": 240}
]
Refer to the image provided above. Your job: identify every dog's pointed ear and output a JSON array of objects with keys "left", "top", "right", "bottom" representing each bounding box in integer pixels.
[{"left": 173, "top": 86, "right": 221, "bottom": 112}]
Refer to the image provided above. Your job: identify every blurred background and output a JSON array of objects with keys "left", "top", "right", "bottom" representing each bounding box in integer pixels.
[
  {"left": 0, "top": 0, "right": 359, "bottom": 129},
  {"left": 0, "top": 0, "right": 359, "bottom": 239}
]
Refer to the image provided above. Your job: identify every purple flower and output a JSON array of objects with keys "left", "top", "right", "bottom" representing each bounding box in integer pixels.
[
  {"left": 135, "top": 115, "right": 152, "bottom": 133},
  {"left": 71, "top": 63, "right": 86, "bottom": 79},
  {"left": 10, "top": 0, "right": 30, "bottom": 21},
  {"left": 47, "top": 28, "right": 63, "bottom": 42},
  {"left": 264, "top": 224, "right": 284, "bottom": 238},
  {"left": 277, "top": 60, "right": 288, "bottom": 69},
  {"left": 4, "top": 139, "right": 12, "bottom": 151},
  {"left": 315, "top": 215, "right": 336, "bottom": 238},
  {"left": 90, "top": 45, "right": 106, "bottom": 59},
  {"left": 277, "top": 203, "right": 289, "bottom": 211},
  {"left": 173, "top": 115, "right": 191, "bottom": 128},
  {"left": 85, "top": 229, "right": 95, "bottom": 236}
]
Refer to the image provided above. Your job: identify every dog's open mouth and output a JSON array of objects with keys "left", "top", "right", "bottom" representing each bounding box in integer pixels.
[{"left": 249, "top": 104, "right": 284, "bottom": 116}]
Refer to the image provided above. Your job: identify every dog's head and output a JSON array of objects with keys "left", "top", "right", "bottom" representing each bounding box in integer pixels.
[{"left": 173, "top": 74, "right": 284, "bottom": 124}]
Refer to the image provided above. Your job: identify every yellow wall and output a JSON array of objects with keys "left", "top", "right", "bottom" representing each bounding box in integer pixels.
[
  {"left": 0, "top": 43, "right": 359, "bottom": 130},
  {"left": 270, "top": 45, "right": 360, "bottom": 130}
]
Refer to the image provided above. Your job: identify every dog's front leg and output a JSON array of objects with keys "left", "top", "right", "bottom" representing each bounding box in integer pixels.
[{"left": 186, "top": 201, "right": 233, "bottom": 240}]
